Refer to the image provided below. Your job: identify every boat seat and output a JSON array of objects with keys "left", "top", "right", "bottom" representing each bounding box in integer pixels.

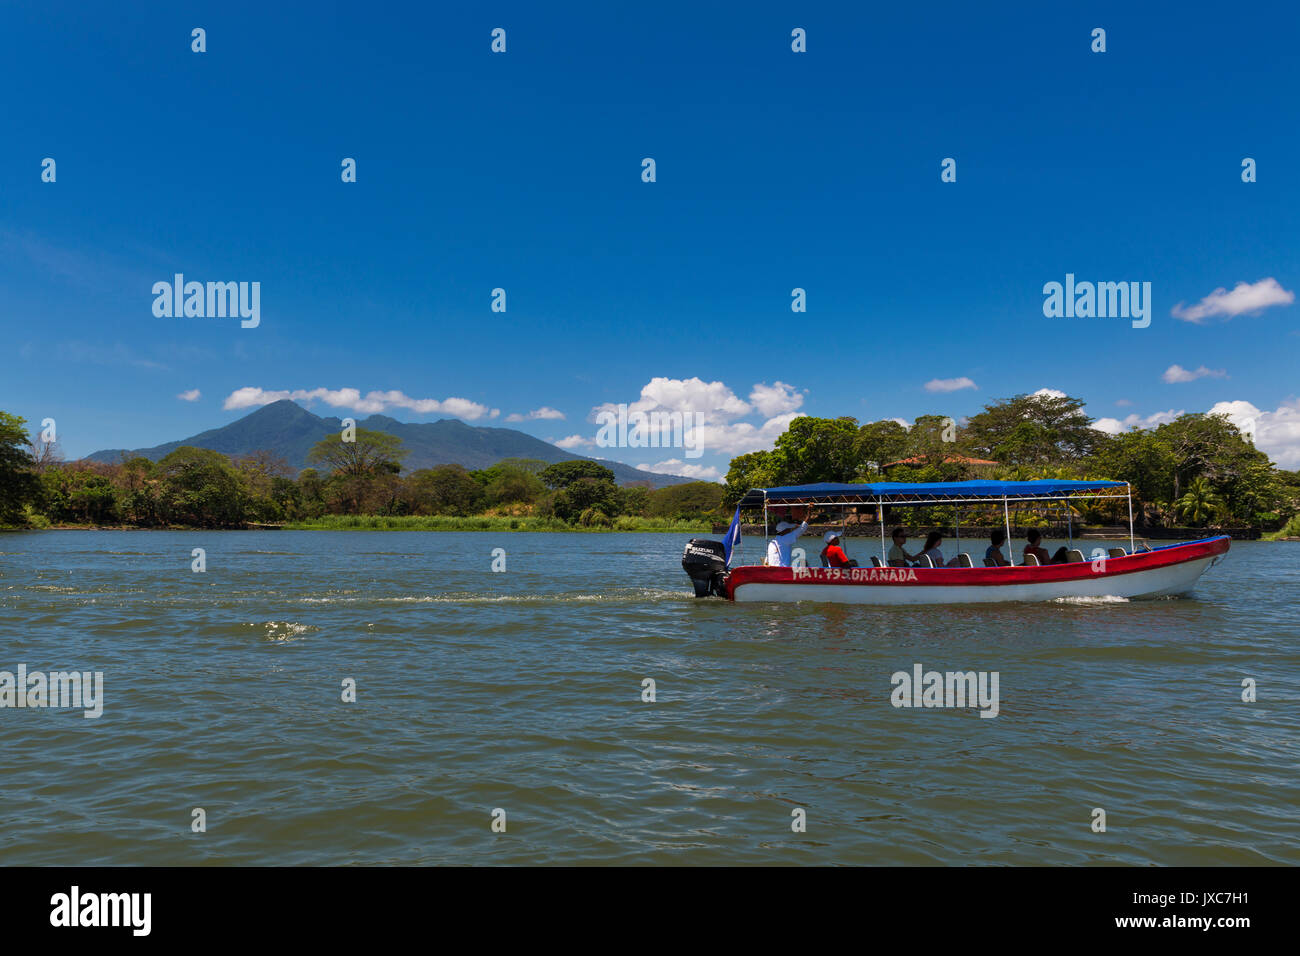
[
  {"left": 1066, "top": 549, "right": 1085, "bottom": 563},
  {"left": 1107, "top": 548, "right": 1127, "bottom": 558},
  {"left": 955, "top": 553, "right": 974, "bottom": 568},
  {"left": 870, "top": 555, "right": 883, "bottom": 568},
  {"left": 918, "top": 554, "right": 935, "bottom": 568},
  {"left": 1022, "top": 554, "right": 1041, "bottom": 566}
]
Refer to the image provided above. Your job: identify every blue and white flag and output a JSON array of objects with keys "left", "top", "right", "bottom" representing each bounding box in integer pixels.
[{"left": 722, "top": 505, "right": 742, "bottom": 567}]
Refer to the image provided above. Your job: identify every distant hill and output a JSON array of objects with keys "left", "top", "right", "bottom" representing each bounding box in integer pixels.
[{"left": 85, "top": 400, "right": 692, "bottom": 489}]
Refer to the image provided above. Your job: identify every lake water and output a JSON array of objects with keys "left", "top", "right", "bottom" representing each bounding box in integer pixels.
[{"left": 1, "top": 530, "right": 1296, "bottom": 865}]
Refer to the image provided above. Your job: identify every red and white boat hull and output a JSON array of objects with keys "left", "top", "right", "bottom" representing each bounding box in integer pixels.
[{"left": 725, "top": 537, "right": 1229, "bottom": 605}]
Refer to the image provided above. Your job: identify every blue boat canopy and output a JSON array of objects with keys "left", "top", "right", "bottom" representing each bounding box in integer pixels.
[{"left": 737, "top": 479, "right": 1128, "bottom": 508}]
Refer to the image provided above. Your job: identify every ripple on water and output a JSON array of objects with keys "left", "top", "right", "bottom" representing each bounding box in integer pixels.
[{"left": 241, "top": 621, "right": 321, "bottom": 643}]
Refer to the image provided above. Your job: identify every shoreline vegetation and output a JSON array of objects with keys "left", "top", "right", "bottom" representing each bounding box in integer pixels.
[
  {"left": 10, "top": 515, "right": 712, "bottom": 533},
  {"left": 3, "top": 392, "right": 1298, "bottom": 538},
  {"left": 280, "top": 515, "right": 710, "bottom": 532}
]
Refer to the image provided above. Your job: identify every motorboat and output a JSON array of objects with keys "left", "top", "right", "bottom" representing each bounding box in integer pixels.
[{"left": 682, "top": 480, "right": 1229, "bottom": 604}]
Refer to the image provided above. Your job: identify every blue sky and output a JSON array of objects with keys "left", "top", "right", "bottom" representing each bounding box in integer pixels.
[{"left": 2, "top": 0, "right": 1298, "bottom": 476}]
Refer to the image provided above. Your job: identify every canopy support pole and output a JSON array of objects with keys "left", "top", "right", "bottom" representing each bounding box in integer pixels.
[
  {"left": 1067, "top": 503, "right": 1072, "bottom": 550},
  {"left": 955, "top": 508, "right": 960, "bottom": 556},
  {"left": 878, "top": 500, "right": 886, "bottom": 565},
  {"left": 1003, "top": 497, "right": 1011, "bottom": 562},
  {"left": 1127, "top": 485, "right": 1135, "bottom": 553},
  {"left": 763, "top": 497, "right": 769, "bottom": 565}
]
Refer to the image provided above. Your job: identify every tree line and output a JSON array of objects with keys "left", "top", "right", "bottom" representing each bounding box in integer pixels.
[
  {"left": 724, "top": 393, "right": 1300, "bottom": 530},
  {"left": 5, "top": 392, "right": 1298, "bottom": 532},
  {"left": 0, "top": 415, "right": 725, "bottom": 529}
]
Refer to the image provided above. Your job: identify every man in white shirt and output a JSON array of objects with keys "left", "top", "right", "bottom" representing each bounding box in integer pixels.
[{"left": 766, "top": 510, "right": 810, "bottom": 567}]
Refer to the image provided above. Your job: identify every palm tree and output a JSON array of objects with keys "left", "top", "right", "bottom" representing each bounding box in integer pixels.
[{"left": 1175, "top": 477, "right": 1225, "bottom": 527}]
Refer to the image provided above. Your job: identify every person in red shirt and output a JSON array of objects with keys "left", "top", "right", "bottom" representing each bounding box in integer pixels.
[{"left": 820, "top": 531, "right": 859, "bottom": 568}]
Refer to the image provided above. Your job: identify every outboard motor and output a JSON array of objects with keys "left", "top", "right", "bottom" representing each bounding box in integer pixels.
[{"left": 682, "top": 539, "right": 728, "bottom": 598}]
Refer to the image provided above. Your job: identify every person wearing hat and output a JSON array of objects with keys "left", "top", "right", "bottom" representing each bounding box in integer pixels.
[
  {"left": 820, "top": 530, "right": 859, "bottom": 569},
  {"left": 765, "top": 508, "right": 810, "bottom": 567}
]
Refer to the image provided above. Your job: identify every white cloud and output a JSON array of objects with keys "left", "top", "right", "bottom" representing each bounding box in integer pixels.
[
  {"left": 1115, "top": 398, "right": 1133, "bottom": 407},
  {"left": 637, "top": 459, "right": 723, "bottom": 482},
  {"left": 552, "top": 434, "right": 593, "bottom": 449},
  {"left": 1032, "top": 387, "right": 1067, "bottom": 399},
  {"left": 1208, "top": 398, "right": 1300, "bottom": 469},
  {"left": 689, "top": 412, "right": 804, "bottom": 456},
  {"left": 505, "top": 406, "right": 565, "bottom": 423},
  {"left": 748, "top": 381, "right": 804, "bottom": 417},
  {"left": 584, "top": 377, "right": 806, "bottom": 459},
  {"left": 1093, "top": 409, "right": 1185, "bottom": 435},
  {"left": 924, "top": 377, "right": 977, "bottom": 393},
  {"left": 591, "top": 376, "right": 752, "bottom": 424},
  {"left": 177, "top": 389, "right": 201, "bottom": 402},
  {"left": 1171, "top": 277, "right": 1295, "bottom": 323},
  {"left": 223, "top": 387, "right": 497, "bottom": 420},
  {"left": 1162, "top": 364, "right": 1227, "bottom": 384}
]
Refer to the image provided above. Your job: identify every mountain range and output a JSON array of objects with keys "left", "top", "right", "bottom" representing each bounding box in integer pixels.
[{"left": 85, "top": 400, "right": 692, "bottom": 488}]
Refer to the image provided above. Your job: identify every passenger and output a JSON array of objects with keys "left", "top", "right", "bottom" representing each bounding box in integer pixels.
[
  {"left": 765, "top": 508, "right": 810, "bottom": 567},
  {"left": 1023, "top": 529, "right": 1051, "bottom": 565},
  {"left": 984, "top": 529, "right": 1009, "bottom": 567},
  {"left": 820, "top": 531, "right": 859, "bottom": 569},
  {"left": 914, "top": 531, "right": 945, "bottom": 568},
  {"left": 887, "top": 528, "right": 916, "bottom": 567}
]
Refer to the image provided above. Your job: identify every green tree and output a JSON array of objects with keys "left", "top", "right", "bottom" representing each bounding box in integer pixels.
[
  {"left": 491, "top": 457, "right": 549, "bottom": 474},
  {"left": 1155, "top": 413, "right": 1263, "bottom": 500},
  {"left": 37, "top": 466, "right": 120, "bottom": 524},
  {"left": 723, "top": 450, "right": 781, "bottom": 505},
  {"left": 617, "top": 484, "right": 651, "bottom": 517},
  {"left": 1175, "top": 477, "right": 1225, "bottom": 526},
  {"left": 478, "top": 463, "right": 547, "bottom": 506},
  {"left": 307, "top": 429, "right": 407, "bottom": 478},
  {"left": 307, "top": 428, "right": 407, "bottom": 512},
  {"left": 771, "top": 416, "right": 859, "bottom": 485},
  {"left": 235, "top": 450, "right": 293, "bottom": 522},
  {"left": 0, "top": 412, "right": 39, "bottom": 525},
  {"left": 855, "top": 420, "right": 909, "bottom": 474},
  {"left": 892, "top": 414, "right": 970, "bottom": 480},
  {"left": 295, "top": 467, "right": 327, "bottom": 517},
  {"left": 552, "top": 477, "right": 619, "bottom": 522},
  {"left": 409, "top": 464, "right": 486, "bottom": 515},
  {"left": 647, "top": 481, "right": 725, "bottom": 519},
  {"left": 539, "top": 460, "right": 616, "bottom": 489},
  {"left": 965, "top": 393, "right": 1099, "bottom": 466},
  {"left": 112, "top": 457, "right": 160, "bottom": 525},
  {"left": 155, "top": 447, "right": 251, "bottom": 527}
]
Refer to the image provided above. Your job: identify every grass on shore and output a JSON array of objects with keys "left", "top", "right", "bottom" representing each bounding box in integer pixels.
[
  {"left": 281, "top": 514, "right": 713, "bottom": 533},
  {"left": 1263, "top": 515, "right": 1300, "bottom": 541}
]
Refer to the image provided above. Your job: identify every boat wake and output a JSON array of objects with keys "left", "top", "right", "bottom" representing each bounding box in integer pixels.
[
  {"left": 297, "top": 588, "right": 693, "bottom": 606},
  {"left": 1050, "top": 594, "right": 1132, "bottom": 605}
]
